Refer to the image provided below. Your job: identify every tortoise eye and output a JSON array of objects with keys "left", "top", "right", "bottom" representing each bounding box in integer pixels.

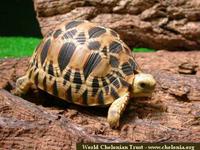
[{"left": 139, "top": 82, "right": 146, "bottom": 88}]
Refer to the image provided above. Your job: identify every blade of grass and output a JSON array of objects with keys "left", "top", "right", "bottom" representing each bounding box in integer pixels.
[
  {"left": 0, "top": 37, "right": 41, "bottom": 58},
  {"left": 133, "top": 47, "right": 156, "bottom": 52}
]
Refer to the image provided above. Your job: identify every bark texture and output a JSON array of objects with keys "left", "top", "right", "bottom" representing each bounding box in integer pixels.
[
  {"left": 34, "top": 0, "right": 200, "bottom": 50},
  {"left": 0, "top": 51, "right": 200, "bottom": 149}
]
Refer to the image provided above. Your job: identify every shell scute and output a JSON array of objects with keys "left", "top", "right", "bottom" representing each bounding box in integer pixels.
[
  {"left": 109, "top": 55, "right": 119, "bottom": 68},
  {"left": 40, "top": 39, "right": 51, "bottom": 65},
  {"left": 64, "top": 70, "right": 71, "bottom": 81},
  {"left": 109, "top": 41, "right": 122, "bottom": 53},
  {"left": 82, "top": 90, "right": 88, "bottom": 105},
  {"left": 88, "top": 41, "right": 101, "bottom": 50},
  {"left": 66, "top": 86, "right": 72, "bottom": 102},
  {"left": 65, "top": 20, "right": 84, "bottom": 30},
  {"left": 121, "top": 62, "right": 134, "bottom": 75},
  {"left": 76, "top": 32, "right": 86, "bottom": 45},
  {"left": 73, "top": 71, "right": 83, "bottom": 84},
  {"left": 89, "top": 27, "right": 106, "bottom": 38},
  {"left": 48, "top": 62, "right": 54, "bottom": 76},
  {"left": 110, "top": 87, "right": 120, "bottom": 99},
  {"left": 58, "top": 42, "right": 76, "bottom": 72},
  {"left": 98, "top": 90, "right": 104, "bottom": 105},
  {"left": 83, "top": 53, "right": 102, "bottom": 79},
  {"left": 63, "top": 29, "right": 77, "bottom": 39},
  {"left": 53, "top": 29, "right": 62, "bottom": 39}
]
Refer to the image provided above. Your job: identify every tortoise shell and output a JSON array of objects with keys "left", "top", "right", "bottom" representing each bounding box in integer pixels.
[{"left": 28, "top": 20, "right": 137, "bottom": 106}]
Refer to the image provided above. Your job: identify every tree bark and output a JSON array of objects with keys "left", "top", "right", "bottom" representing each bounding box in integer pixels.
[
  {"left": 34, "top": 0, "right": 200, "bottom": 50},
  {"left": 0, "top": 51, "right": 200, "bottom": 149}
]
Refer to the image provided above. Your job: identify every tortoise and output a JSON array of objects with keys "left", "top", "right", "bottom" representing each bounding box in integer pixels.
[{"left": 15, "top": 20, "right": 156, "bottom": 128}]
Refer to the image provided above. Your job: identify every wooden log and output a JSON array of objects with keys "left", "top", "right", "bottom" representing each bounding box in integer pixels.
[
  {"left": 33, "top": 0, "right": 200, "bottom": 50},
  {"left": 0, "top": 51, "right": 200, "bottom": 149}
]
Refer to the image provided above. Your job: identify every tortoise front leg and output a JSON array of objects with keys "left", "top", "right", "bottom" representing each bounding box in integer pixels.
[
  {"left": 15, "top": 75, "right": 33, "bottom": 96},
  {"left": 107, "top": 93, "right": 130, "bottom": 128}
]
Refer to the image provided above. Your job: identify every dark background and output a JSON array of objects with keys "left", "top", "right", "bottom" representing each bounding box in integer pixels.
[{"left": 0, "top": 0, "right": 42, "bottom": 37}]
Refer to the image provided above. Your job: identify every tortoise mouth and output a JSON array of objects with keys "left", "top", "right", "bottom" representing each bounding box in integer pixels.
[{"left": 133, "top": 90, "right": 154, "bottom": 98}]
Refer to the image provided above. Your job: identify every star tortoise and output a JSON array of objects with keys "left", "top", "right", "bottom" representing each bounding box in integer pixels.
[{"left": 15, "top": 20, "right": 156, "bottom": 128}]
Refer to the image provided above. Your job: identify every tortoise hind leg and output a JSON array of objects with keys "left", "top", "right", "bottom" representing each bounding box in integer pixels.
[
  {"left": 15, "top": 75, "right": 33, "bottom": 96},
  {"left": 107, "top": 93, "right": 130, "bottom": 128}
]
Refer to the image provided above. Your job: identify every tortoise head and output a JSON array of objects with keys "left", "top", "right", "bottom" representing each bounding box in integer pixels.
[{"left": 132, "top": 72, "right": 156, "bottom": 97}]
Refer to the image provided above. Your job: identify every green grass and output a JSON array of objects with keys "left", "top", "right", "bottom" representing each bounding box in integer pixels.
[
  {"left": 0, "top": 37, "right": 41, "bottom": 58},
  {"left": 133, "top": 47, "right": 156, "bottom": 52},
  {"left": 0, "top": 37, "right": 156, "bottom": 58}
]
